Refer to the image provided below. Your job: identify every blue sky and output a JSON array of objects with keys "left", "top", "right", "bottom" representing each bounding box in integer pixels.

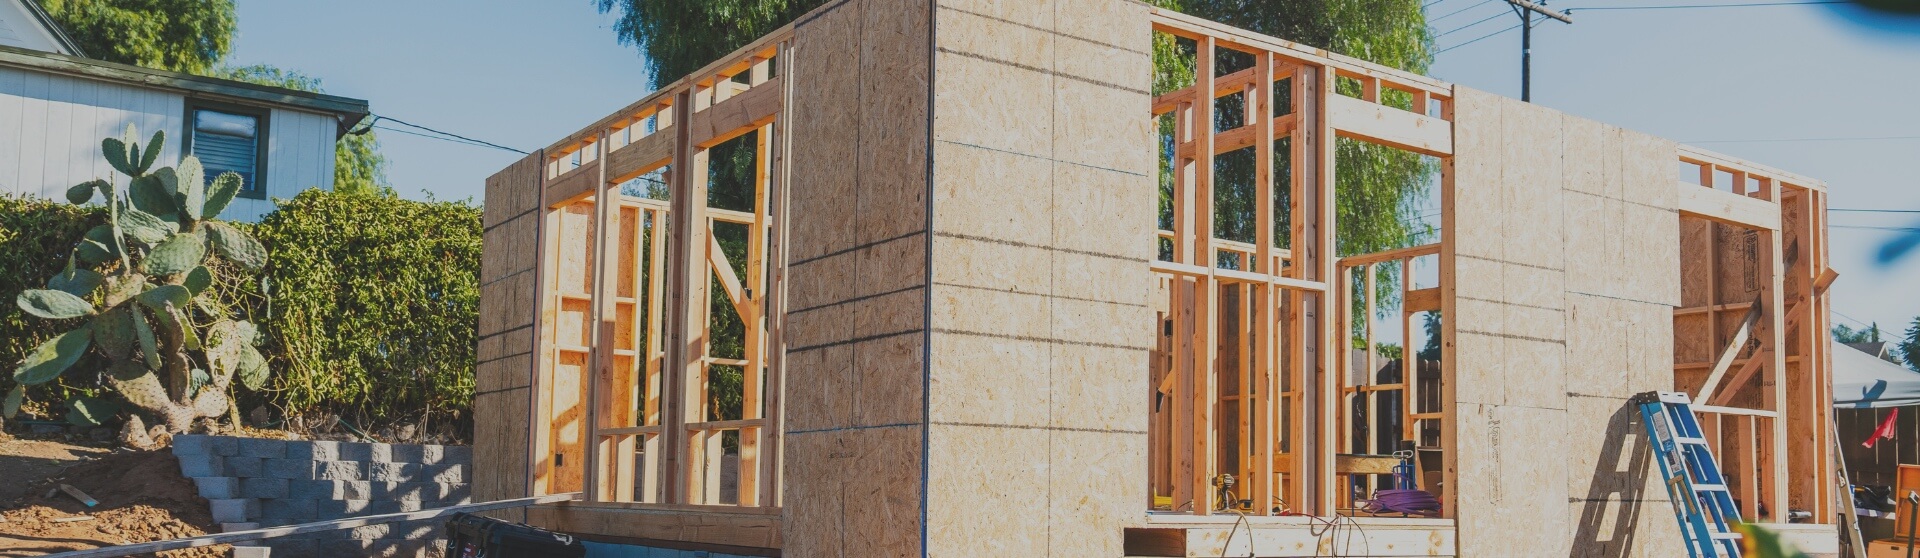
[{"left": 226, "top": 1, "right": 1920, "bottom": 335}]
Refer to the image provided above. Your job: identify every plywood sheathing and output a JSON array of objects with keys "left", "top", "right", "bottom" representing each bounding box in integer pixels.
[
  {"left": 474, "top": 151, "right": 546, "bottom": 522},
  {"left": 1446, "top": 88, "right": 1686, "bottom": 557},
  {"left": 925, "top": 0, "right": 1153, "bottom": 556},
  {"left": 778, "top": 0, "right": 931, "bottom": 555}
]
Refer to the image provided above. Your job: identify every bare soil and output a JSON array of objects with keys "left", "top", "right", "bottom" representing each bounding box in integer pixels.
[{"left": 0, "top": 438, "right": 227, "bottom": 557}]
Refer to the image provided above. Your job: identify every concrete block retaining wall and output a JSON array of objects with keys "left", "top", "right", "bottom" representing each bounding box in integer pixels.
[{"left": 173, "top": 435, "right": 471, "bottom": 557}]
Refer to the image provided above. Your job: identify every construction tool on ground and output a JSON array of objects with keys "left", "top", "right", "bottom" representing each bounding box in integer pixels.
[{"left": 1636, "top": 391, "right": 1744, "bottom": 558}]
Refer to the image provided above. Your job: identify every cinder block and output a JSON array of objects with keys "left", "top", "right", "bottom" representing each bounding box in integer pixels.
[
  {"left": 237, "top": 438, "right": 287, "bottom": 459},
  {"left": 178, "top": 455, "right": 224, "bottom": 478},
  {"left": 264, "top": 538, "right": 317, "bottom": 556},
  {"left": 314, "top": 499, "right": 372, "bottom": 520},
  {"left": 171, "top": 435, "right": 217, "bottom": 457},
  {"left": 241, "top": 478, "right": 289, "bottom": 499},
  {"left": 442, "top": 483, "right": 470, "bottom": 503},
  {"left": 335, "top": 442, "right": 373, "bottom": 462},
  {"left": 264, "top": 459, "right": 313, "bottom": 480},
  {"left": 224, "top": 457, "right": 264, "bottom": 478},
  {"left": 387, "top": 444, "right": 425, "bottom": 463},
  {"left": 229, "top": 546, "right": 271, "bottom": 558},
  {"left": 261, "top": 498, "right": 316, "bottom": 521},
  {"left": 285, "top": 440, "right": 338, "bottom": 461},
  {"left": 442, "top": 445, "right": 471, "bottom": 464},
  {"left": 314, "top": 461, "right": 365, "bottom": 480},
  {"left": 209, "top": 498, "right": 259, "bottom": 523},
  {"left": 194, "top": 477, "right": 241, "bottom": 499},
  {"left": 423, "top": 464, "right": 464, "bottom": 484},
  {"left": 367, "top": 463, "right": 421, "bottom": 482},
  {"left": 366, "top": 443, "right": 394, "bottom": 463},
  {"left": 382, "top": 482, "right": 428, "bottom": 501},
  {"left": 221, "top": 522, "right": 260, "bottom": 533}
]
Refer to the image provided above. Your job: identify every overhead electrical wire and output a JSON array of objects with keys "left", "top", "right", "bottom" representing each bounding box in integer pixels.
[
  {"left": 355, "top": 114, "right": 531, "bottom": 155},
  {"left": 1434, "top": 10, "right": 1510, "bottom": 38},
  {"left": 1566, "top": 1, "right": 1845, "bottom": 12},
  {"left": 1430, "top": 0, "right": 1499, "bottom": 23},
  {"left": 1685, "top": 135, "right": 1920, "bottom": 145},
  {"left": 1831, "top": 208, "right": 1920, "bottom": 214},
  {"left": 1436, "top": 22, "right": 1523, "bottom": 53}
]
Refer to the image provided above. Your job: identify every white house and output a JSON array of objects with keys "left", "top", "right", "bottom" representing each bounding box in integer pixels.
[{"left": 0, "top": 0, "right": 368, "bottom": 222}]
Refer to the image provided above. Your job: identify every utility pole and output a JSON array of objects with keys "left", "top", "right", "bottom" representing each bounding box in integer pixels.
[{"left": 1505, "top": 0, "right": 1571, "bottom": 102}]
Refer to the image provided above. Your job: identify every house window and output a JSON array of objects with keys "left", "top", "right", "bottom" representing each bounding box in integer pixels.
[{"left": 185, "top": 103, "right": 268, "bottom": 197}]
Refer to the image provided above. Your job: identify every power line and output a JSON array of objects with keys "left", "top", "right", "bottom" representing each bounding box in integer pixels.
[
  {"left": 1833, "top": 309, "right": 1875, "bottom": 329},
  {"left": 1833, "top": 225, "right": 1920, "bottom": 233},
  {"left": 370, "top": 125, "right": 500, "bottom": 150},
  {"left": 366, "top": 115, "right": 529, "bottom": 155},
  {"left": 1424, "top": 0, "right": 1456, "bottom": 7},
  {"left": 1437, "top": 22, "right": 1523, "bottom": 53},
  {"left": 1435, "top": 11, "right": 1509, "bottom": 38},
  {"left": 1431, "top": 0, "right": 1498, "bottom": 23},
  {"left": 1831, "top": 208, "right": 1920, "bottom": 214},
  {"left": 1685, "top": 135, "right": 1920, "bottom": 145},
  {"left": 1566, "top": 1, "right": 1844, "bottom": 11}
]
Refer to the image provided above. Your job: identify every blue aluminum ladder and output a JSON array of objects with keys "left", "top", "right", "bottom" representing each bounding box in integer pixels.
[{"left": 1634, "top": 391, "right": 1744, "bottom": 558}]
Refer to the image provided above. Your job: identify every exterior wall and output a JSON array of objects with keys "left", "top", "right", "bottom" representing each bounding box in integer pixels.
[
  {"left": 171, "top": 435, "right": 472, "bottom": 557},
  {"left": 779, "top": 0, "right": 932, "bottom": 555},
  {"left": 922, "top": 0, "right": 1154, "bottom": 557},
  {"left": 1445, "top": 87, "right": 1686, "bottom": 557},
  {"left": 0, "top": 65, "right": 338, "bottom": 222},
  {"left": 473, "top": 152, "right": 544, "bottom": 523}
]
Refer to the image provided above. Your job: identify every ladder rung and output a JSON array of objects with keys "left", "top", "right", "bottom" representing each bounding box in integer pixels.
[
  {"left": 1691, "top": 483, "right": 1728, "bottom": 492},
  {"left": 1675, "top": 436, "right": 1709, "bottom": 445},
  {"left": 1708, "top": 532, "right": 1743, "bottom": 540}
]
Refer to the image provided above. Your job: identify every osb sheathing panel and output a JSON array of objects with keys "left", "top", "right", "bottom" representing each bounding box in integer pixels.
[
  {"left": 782, "top": 0, "right": 933, "bottom": 556},
  {"left": 474, "top": 151, "right": 543, "bottom": 522},
  {"left": 925, "top": 0, "right": 1151, "bottom": 556},
  {"left": 1448, "top": 89, "right": 1683, "bottom": 557}
]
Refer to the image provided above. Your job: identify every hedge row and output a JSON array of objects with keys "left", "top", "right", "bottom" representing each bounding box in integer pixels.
[{"left": 1, "top": 189, "right": 481, "bottom": 430}]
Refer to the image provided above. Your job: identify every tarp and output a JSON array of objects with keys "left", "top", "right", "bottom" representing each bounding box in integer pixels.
[{"left": 1834, "top": 343, "right": 1920, "bottom": 408}]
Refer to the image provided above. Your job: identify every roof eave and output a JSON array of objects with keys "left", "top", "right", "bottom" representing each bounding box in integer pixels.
[{"left": 0, "top": 44, "right": 370, "bottom": 140}]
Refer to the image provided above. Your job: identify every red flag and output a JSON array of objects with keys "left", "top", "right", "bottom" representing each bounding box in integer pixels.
[{"left": 1865, "top": 408, "right": 1899, "bottom": 449}]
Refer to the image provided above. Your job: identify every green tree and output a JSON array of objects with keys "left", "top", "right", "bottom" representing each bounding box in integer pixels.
[
  {"left": 1835, "top": 323, "right": 1883, "bottom": 344},
  {"left": 594, "top": 0, "right": 832, "bottom": 89},
  {"left": 36, "top": 0, "right": 236, "bottom": 74},
  {"left": 1901, "top": 317, "right": 1920, "bottom": 373},
  {"left": 215, "top": 65, "right": 391, "bottom": 197}
]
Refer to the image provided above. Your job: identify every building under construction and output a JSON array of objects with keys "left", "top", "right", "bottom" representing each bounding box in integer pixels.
[{"left": 472, "top": 0, "right": 1840, "bottom": 555}]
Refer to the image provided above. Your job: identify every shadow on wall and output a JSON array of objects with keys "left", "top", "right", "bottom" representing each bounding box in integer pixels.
[{"left": 1572, "top": 401, "right": 1654, "bottom": 558}]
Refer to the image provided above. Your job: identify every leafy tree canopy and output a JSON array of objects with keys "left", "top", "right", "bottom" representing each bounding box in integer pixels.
[
  {"left": 594, "top": 0, "right": 833, "bottom": 89},
  {"left": 38, "top": 0, "right": 236, "bottom": 74},
  {"left": 1901, "top": 317, "right": 1920, "bottom": 373}
]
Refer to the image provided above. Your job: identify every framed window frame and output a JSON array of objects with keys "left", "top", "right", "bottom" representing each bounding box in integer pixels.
[{"left": 181, "top": 98, "right": 272, "bottom": 200}]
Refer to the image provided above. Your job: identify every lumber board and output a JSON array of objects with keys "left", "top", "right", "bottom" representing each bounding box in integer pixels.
[
  {"left": 606, "top": 131, "right": 674, "bottom": 184},
  {"left": 1676, "top": 181, "right": 1780, "bottom": 231},
  {"left": 527, "top": 504, "right": 782, "bottom": 550},
  {"left": 688, "top": 76, "right": 783, "bottom": 148},
  {"left": 546, "top": 160, "right": 602, "bottom": 207},
  {"left": 1404, "top": 287, "right": 1440, "bottom": 314},
  {"left": 1328, "top": 95, "right": 1452, "bottom": 157},
  {"left": 42, "top": 494, "right": 582, "bottom": 558}
]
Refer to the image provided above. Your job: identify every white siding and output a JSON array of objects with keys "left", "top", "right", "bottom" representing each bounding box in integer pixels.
[{"left": 0, "top": 65, "right": 339, "bottom": 222}]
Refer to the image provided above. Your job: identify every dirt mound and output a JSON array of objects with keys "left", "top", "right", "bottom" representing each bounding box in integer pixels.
[{"left": 0, "top": 448, "right": 229, "bottom": 557}]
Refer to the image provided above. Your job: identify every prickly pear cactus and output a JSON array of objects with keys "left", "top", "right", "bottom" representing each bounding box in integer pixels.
[{"left": 6, "top": 124, "right": 270, "bottom": 433}]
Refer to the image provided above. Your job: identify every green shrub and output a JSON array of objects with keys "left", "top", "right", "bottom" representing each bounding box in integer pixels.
[
  {"left": 245, "top": 189, "right": 480, "bottom": 427},
  {"left": 0, "top": 194, "right": 103, "bottom": 415}
]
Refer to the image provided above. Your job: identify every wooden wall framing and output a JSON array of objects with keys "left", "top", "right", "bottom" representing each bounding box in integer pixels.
[
  {"left": 1674, "top": 145, "right": 1835, "bottom": 524},
  {"left": 501, "top": 32, "right": 794, "bottom": 549},
  {"left": 1144, "top": 8, "right": 1455, "bottom": 518}
]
